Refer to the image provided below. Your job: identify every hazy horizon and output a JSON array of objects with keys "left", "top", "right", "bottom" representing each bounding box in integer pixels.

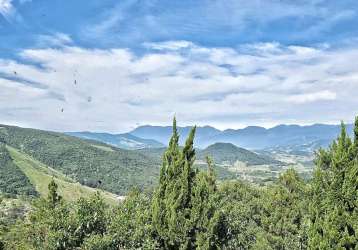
[{"left": 1, "top": 119, "right": 354, "bottom": 135}]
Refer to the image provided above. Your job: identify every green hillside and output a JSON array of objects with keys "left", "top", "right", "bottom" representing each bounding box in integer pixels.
[
  {"left": 0, "top": 125, "right": 160, "bottom": 195},
  {"left": 7, "top": 146, "right": 118, "bottom": 204},
  {"left": 138, "top": 143, "right": 281, "bottom": 166},
  {"left": 0, "top": 143, "right": 37, "bottom": 197},
  {"left": 197, "top": 143, "right": 281, "bottom": 166}
]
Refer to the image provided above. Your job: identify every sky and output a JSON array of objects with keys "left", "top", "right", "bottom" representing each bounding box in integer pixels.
[{"left": 0, "top": 0, "right": 358, "bottom": 133}]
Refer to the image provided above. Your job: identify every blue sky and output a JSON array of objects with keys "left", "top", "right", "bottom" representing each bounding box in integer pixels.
[{"left": 1, "top": 0, "right": 358, "bottom": 132}]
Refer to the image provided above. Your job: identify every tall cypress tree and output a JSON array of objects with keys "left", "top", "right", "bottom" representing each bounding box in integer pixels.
[
  {"left": 309, "top": 122, "right": 358, "bottom": 249},
  {"left": 354, "top": 116, "right": 358, "bottom": 147},
  {"left": 152, "top": 118, "right": 226, "bottom": 249},
  {"left": 152, "top": 117, "right": 182, "bottom": 247}
]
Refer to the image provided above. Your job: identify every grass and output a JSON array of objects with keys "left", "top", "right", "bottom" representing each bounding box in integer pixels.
[
  {"left": 7, "top": 146, "right": 119, "bottom": 205},
  {"left": 90, "top": 144, "right": 115, "bottom": 152}
]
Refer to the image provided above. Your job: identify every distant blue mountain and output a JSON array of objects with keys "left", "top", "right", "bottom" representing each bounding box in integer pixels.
[
  {"left": 129, "top": 123, "right": 354, "bottom": 150},
  {"left": 66, "top": 132, "right": 164, "bottom": 150},
  {"left": 130, "top": 125, "right": 221, "bottom": 146}
]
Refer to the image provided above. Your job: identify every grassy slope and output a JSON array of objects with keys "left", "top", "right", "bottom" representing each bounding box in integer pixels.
[{"left": 7, "top": 146, "right": 118, "bottom": 205}]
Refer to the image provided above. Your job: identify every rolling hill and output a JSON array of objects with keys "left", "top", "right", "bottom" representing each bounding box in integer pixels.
[
  {"left": 196, "top": 143, "right": 281, "bottom": 166},
  {"left": 137, "top": 143, "right": 280, "bottom": 166},
  {"left": 66, "top": 131, "right": 164, "bottom": 150},
  {"left": 0, "top": 124, "right": 161, "bottom": 195}
]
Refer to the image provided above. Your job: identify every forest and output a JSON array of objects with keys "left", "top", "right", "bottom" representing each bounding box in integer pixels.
[{"left": 0, "top": 117, "right": 358, "bottom": 250}]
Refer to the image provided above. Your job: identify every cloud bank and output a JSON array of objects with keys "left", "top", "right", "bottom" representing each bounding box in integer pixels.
[{"left": 0, "top": 41, "right": 357, "bottom": 132}]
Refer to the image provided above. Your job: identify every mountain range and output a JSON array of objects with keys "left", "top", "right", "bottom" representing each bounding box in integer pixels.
[
  {"left": 69, "top": 123, "right": 353, "bottom": 152},
  {"left": 128, "top": 123, "right": 354, "bottom": 151}
]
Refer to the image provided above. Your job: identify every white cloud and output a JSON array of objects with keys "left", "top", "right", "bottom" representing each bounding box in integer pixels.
[
  {"left": 286, "top": 90, "right": 337, "bottom": 104},
  {"left": 0, "top": 41, "right": 358, "bottom": 132},
  {"left": 144, "top": 41, "right": 194, "bottom": 51},
  {"left": 0, "top": 0, "right": 14, "bottom": 19},
  {"left": 36, "top": 33, "right": 73, "bottom": 47}
]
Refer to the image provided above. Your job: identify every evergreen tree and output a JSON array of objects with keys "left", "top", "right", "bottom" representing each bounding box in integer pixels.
[
  {"left": 22, "top": 179, "right": 75, "bottom": 250},
  {"left": 47, "top": 178, "right": 62, "bottom": 208},
  {"left": 355, "top": 116, "right": 358, "bottom": 146},
  {"left": 262, "top": 169, "right": 308, "bottom": 249},
  {"left": 354, "top": 116, "right": 358, "bottom": 158},
  {"left": 152, "top": 118, "right": 226, "bottom": 249},
  {"left": 309, "top": 122, "right": 358, "bottom": 249},
  {"left": 191, "top": 157, "right": 226, "bottom": 249},
  {"left": 219, "top": 180, "right": 263, "bottom": 249}
]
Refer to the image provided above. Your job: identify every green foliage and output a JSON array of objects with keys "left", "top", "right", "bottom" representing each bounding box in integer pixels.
[
  {"left": 261, "top": 169, "right": 309, "bottom": 249},
  {"left": 152, "top": 119, "right": 227, "bottom": 249},
  {"left": 354, "top": 116, "right": 358, "bottom": 145},
  {"left": 0, "top": 143, "right": 37, "bottom": 197},
  {"left": 0, "top": 196, "right": 30, "bottom": 249},
  {"left": 108, "top": 189, "right": 157, "bottom": 249},
  {"left": 75, "top": 192, "right": 108, "bottom": 243},
  {"left": 24, "top": 182, "right": 76, "bottom": 249},
  {"left": 309, "top": 122, "right": 358, "bottom": 249},
  {"left": 81, "top": 234, "right": 116, "bottom": 250},
  {"left": 218, "top": 181, "right": 263, "bottom": 249},
  {"left": 2, "top": 181, "right": 113, "bottom": 250},
  {"left": 47, "top": 179, "right": 62, "bottom": 208}
]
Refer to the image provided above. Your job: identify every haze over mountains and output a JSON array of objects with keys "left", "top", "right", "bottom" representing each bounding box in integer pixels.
[
  {"left": 69, "top": 123, "right": 354, "bottom": 152},
  {"left": 132, "top": 123, "right": 354, "bottom": 149},
  {"left": 66, "top": 131, "right": 164, "bottom": 150}
]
